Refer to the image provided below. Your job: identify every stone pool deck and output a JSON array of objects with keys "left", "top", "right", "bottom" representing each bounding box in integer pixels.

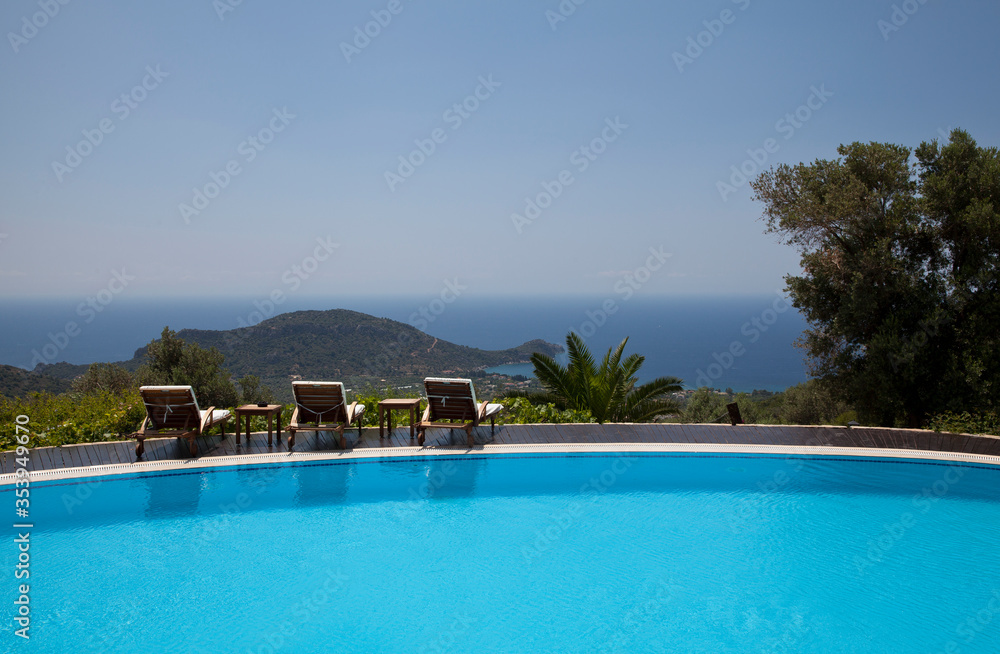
[{"left": 2, "top": 423, "right": 1000, "bottom": 481}]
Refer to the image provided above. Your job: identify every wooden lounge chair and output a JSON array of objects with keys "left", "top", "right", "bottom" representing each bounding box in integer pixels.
[
  {"left": 287, "top": 381, "right": 365, "bottom": 451},
  {"left": 416, "top": 377, "right": 503, "bottom": 447},
  {"left": 136, "top": 385, "right": 231, "bottom": 458}
]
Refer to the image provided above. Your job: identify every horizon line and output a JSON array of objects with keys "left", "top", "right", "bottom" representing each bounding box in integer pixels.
[{"left": 0, "top": 291, "right": 790, "bottom": 302}]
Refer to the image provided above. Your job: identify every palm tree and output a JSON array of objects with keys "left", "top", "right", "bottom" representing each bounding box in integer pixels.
[{"left": 518, "top": 332, "right": 683, "bottom": 423}]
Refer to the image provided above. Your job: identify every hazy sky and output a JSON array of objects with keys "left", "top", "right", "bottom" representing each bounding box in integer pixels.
[{"left": 1, "top": 0, "right": 997, "bottom": 299}]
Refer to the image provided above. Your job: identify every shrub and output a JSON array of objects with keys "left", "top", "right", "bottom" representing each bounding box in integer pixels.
[
  {"left": 497, "top": 397, "right": 594, "bottom": 424},
  {"left": 71, "top": 363, "right": 135, "bottom": 395},
  {"left": 1, "top": 391, "right": 145, "bottom": 449},
  {"left": 683, "top": 388, "right": 729, "bottom": 423},
  {"left": 731, "top": 393, "right": 780, "bottom": 424},
  {"left": 776, "top": 380, "right": 852, "bottom": 425},
  {"left": 929, "top": 412, "right": 1000, "bottom": 437}
]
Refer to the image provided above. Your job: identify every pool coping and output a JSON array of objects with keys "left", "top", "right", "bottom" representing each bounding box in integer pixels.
[{"left": 2, "top": 441, "right": 998, "bottom": 485}]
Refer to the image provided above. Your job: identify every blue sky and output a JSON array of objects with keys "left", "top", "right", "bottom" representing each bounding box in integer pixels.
[{"left": 1, "top": 0, "right": 997, "bottom": 299}]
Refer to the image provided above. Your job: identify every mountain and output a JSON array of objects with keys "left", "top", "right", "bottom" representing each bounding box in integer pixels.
[
  {"left": 30, "top": 309, "right": 562, "bottom": 397},
  {"left": 30, "top": 361, "right": 91, "bottom": 380},
  {"left": 0, "top": 364, "right": 72, "bottom": 399},
  {"left": 140, "top": 309, "right": 561, "bottom": 380}
]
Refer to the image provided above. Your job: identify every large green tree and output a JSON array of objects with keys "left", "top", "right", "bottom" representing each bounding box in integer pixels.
[
  {"left": 71, "top": 363, "right": 139, "bottom": 395},
  {"left": 751, "top": 129, "right": 999, "bottom": 427},
  {"left": 144, "top": 327, "right": 241, "bottom": 407},
  {"left": 522, "top": 332, "right": 683, "bottom": 423}
]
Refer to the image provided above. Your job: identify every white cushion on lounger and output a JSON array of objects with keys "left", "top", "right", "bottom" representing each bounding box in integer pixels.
[
  {"left": 483, "top": 403, "right": 503, "bottom": 418},
  {"left": 201, "top": 409, "right": 230, "bottom": 423}
]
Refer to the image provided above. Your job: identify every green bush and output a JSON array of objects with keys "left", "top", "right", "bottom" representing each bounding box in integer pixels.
[
  {"left": 681, "top": 383, "right": 855, "bottom": 426},
  {"left": 1, "top": 391, "right": 146, "bottom": 449},
  {"left": 71, "top": 363, "right": 138, "bottom": 395},
  {"left": 731, "top": 393, "right": 781, "bottom": 424},
  {"left": 683, "top": 388, "right": 729, "bottom": 423},
  {"left": 775, "top": 380, "right": 852, "bottom": 425},
  {"left": 929, "top": 411, "right": 1000, "bottom": 437},
  {"left": 497, "top": 397, "right": 594, "bottom": 424},
  {"left": 832, "top": 410, "right": 858, "bottom": 426}
]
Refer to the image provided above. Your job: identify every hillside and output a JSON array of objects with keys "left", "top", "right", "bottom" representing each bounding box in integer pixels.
[
  {"left": 31, "top": 361, "right": 91, "bottom": 381},
  {"left": 0, "top": 364, "right": 72, "bottom": 399},
  {"left": 29, "top": 309, "right": 562, "bottom": 397},
  {"left": 136, "top": 309, "right": 561, "bottom": 380}
]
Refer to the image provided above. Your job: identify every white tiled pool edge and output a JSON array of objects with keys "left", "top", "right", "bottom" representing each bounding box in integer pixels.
[{"left": 3, "top": 442, "right": 998, "bottom": 485}]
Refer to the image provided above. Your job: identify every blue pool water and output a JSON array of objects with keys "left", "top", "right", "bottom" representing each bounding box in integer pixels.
[{"left": 4, "top": 453, "right": 1000, "bottom": 653}]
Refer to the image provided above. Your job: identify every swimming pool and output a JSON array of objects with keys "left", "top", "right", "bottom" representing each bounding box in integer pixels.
[{"left": 5, "top": 452, "right": 1000, "bottom": 652}]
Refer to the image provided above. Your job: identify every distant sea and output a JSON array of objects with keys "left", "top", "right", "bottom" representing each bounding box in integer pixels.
[{"left": 0, "top": 295, "right": 809, "bottom": 392}]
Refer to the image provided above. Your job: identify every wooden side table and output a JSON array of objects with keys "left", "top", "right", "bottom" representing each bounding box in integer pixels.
[
  {"left": 378, "top": 399, "right": 421, "bottom": 439},
  {"left": 234, "top": 404, "right": 283, "bottom": 447}
]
